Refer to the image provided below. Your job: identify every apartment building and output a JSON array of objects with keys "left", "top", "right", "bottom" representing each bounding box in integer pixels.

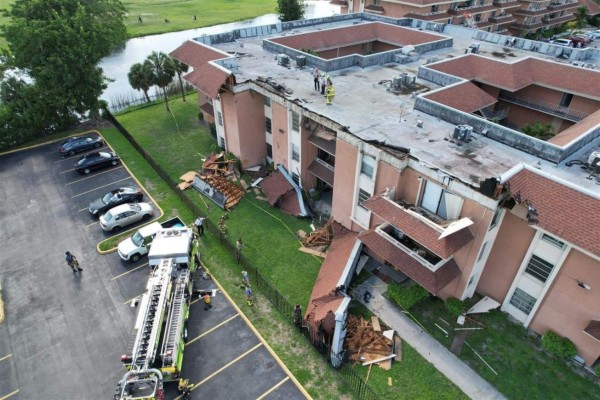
[
  {"left": 171, "top": 15, "right": 600, "bottom": 366},
  {"left": 334, "top": 0, "right": 579, "bottom": 35}
]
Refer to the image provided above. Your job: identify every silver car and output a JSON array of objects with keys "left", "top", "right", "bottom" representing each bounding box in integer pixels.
[{"left": 99, "top": 203, "right": 153, "bottom": 232}]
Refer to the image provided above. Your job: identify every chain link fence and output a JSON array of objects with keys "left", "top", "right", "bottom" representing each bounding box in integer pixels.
[{"left": 105, "top": 111, "right": 379, "bottom": 400}]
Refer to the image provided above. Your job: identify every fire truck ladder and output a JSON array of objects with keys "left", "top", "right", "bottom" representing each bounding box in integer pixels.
[
  {"left": 161, "top": 269, "right": 190, "bottom": 367},
  {"left": 131, "top": 259, "right": 172, "bottom": 368}
]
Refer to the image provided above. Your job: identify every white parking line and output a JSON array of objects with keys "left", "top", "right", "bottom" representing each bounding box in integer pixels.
[
  {"left": 85, "top": 221, "right": 100, "bottom": 228},
  {"left": 111, "top": 263, "right": 149, "bottom": 281},
  {"left": 78, "top": 207, "right": 89, "bottom": 212},
  {"left": 66, "top": 167, "right": 123, "bottom": 185},
  {"left": 71, "top": 177, "right": 132, "bottom": 198},
  {"left": 59, "top": 167, "right": 77, "bottom": 174}
]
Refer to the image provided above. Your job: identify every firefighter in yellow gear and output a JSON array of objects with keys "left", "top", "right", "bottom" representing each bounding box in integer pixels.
[{"left": 325, "top": 82, "right": 335, "bottom": 105}]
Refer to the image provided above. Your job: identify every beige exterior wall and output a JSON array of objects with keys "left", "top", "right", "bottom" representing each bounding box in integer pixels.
[
  {"left": 530, "top": 249, "right": 600, "bottom": 366},
  {"left": 301, "top": 127, "right": 318, "bottom": 188},
  {"left": 198, "top": 90, "right": 215, "bottom": 124},
  {"left": 477, "top": 212, "right": 536, "bottom": 301},
  {"left": 271, "top": 102, "right": 289, "bottom": 168},
  {"left": 332, "top": 139, "right": 359, "bottom": 229}
]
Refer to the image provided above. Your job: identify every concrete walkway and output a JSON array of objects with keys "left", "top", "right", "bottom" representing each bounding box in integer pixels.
[{"left": 355, "top": 276, "right": 506, "bottom": 400}]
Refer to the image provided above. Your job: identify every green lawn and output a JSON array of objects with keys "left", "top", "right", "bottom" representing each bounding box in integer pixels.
[
  {"left": 409, "top": 296, "right": 600, "bottom": 400},
  {"left": 114, "top": 93, "right": 321, "bottom": 308}
]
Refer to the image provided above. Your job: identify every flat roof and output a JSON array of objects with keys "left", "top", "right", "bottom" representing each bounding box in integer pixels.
[{"left": 186, "top": 17, "right": 600, "bottom": 192}]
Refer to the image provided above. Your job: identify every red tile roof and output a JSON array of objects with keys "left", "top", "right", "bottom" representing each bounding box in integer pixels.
[
  {"left": 507, "top": 169, "right": 600, "bottom": 257},
  {"left": 578, "top": 0, "right": 600, "bottom": 15},
  {"left": 428, "top": 55, "right": 600, "bottom": 99},
  {"left": 279, "top": 190, "right": 302, "bottom": 217},
  {"left": 358, "top": 229, "right": 461, "bottom": 294},
  {"left": 169, "top": 40, "right": 230, "bottom": 69},
  {"left": 584, "top": 320, "right": 600, "bottom": 341},
  {"left": 305, "top": 224, "right": 357, "bottom": 326},
  {"left": 259, "top": 170, "right": 293, "bottom": 206},
  {"left": 424, "top": 81, "right": 497, "bottom": 113},
  {"left": 183, "top": 64, "right": 231, "bottom": 99},
  {"left": 548, "top": 109, "right": 600, "bottom": 146},
  {"left": 269, "top": 22, "right": 445, "bottom": 52},
  {"left": 363, "top": 196, "right": 474, "bottom": 259}
]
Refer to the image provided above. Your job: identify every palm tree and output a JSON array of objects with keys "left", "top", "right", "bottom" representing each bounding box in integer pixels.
[
  {"left": 575, "top": 6, "right": 588, "bottom": 29},
  {"left": 145, "top": 51, "right": 176, "bottom": 112},
  {"left": 127, "top": 62, "right": 153, "bottom": 102},
  {"left": 171, "top": 59, "right": 189, "bottom": 102}
]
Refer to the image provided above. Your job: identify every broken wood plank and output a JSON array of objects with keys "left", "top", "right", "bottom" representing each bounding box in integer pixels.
[
  {"left": 240, "top": 179, "right": 249, "bottom": 190},
  {"left": 253, "top": 187, "right": 261, "bottom": 195},
  {"left": 177, "top": 181, "right": 192, "bottom": 190},
  {"left": 255, "top": 196, "right": 268, "bottom": 201},
  {"left": 179, "top": 171, "right": 197, "bottom": 182},
  {"left": 388, "top": 377, "right": 393, "bottom": 386},
  {"left": 394, "top": 336, "right": 402, "bottom": 361},
  {"left": 365, "top": 364, "right": 372, "bottom": 384},
  {"left": 379, "top": 358, "right": 392, "bottom": 371},
  {"left": 297, "top": 230, "right": 307, "bottom": 239},
  {"left": 371, "top": 316, "right": 381, "bottom": 332},
  {"left": 298, "top": 246, "right": 326, "bottom": 258},
  {"left": 362, "top": 354, "right": 396, "bottom": 366}
]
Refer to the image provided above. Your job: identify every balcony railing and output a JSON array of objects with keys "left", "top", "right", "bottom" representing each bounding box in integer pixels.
[
  {"left": 404, "top": 11, "right": 451, "bottom": 21},
  {"left": 479, "top": 105, "right": 510, "bottom": 120},
  {"left": 547, "top": 1, "right": 578, "bottom": 10},
  {"left": 543, "top": 14, "right": 576, "bottom": 24},
  {"left": 449, "top": 3, "right": 497, "bottom": 15},
  {"left": 376, "top": 225, "right": 445, "bottom": 272},
  {"left": 488, "top": 13, "right": 515, "bottom": 22},
  {"left": 514, "top": 7, "right": 552, "bottom": 16},
  {"left": 498, "top": 94, "right": 589, "bottom": 122},
  {"left": 492, "top": 0, "right": 521, "bottom": 7}
]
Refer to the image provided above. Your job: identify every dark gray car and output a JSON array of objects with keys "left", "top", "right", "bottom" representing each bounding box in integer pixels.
[
  {"left": 58, "top": 135, "right": 104, "bottom": 156},
  {"left": 88, "top": 186, "right": 144, "bottom": 217}
]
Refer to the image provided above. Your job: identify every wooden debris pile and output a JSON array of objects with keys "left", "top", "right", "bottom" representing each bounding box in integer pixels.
[
  {"left": 202, "top": 151, "right": 237, "bottom": 178},
  {"left": 302, "top": 218, "right": 333, "bottom": 247},
  {"left": 346, "top": 315, "right": 400, "bottom": 371},
  {"left": 201, "top": 175, "right": 245, "bottom": 210}
]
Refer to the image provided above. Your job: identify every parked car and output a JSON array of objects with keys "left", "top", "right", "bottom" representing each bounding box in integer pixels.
[
  {"left": 568, "top": 36, "right": 589, "bottom": 47},
  {"left": 118, "top": 217, "right": 185, "bottom": 262},
  {"left": 99, "top": 203, "right": 154, "bottom": 232},
  {"left": 58, "top": 135, "right": 104, "bottom": 156},
  {"left": 74, "top": 151, "right": 120, "bottom": 174},
  {"left": 88, "top": 186, "right": 143, "bottom": 217},
  {"left": 549, "top": 38, "right": 573, "bottom": 47}
]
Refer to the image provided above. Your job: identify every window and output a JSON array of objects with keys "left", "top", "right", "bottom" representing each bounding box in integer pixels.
[
  {"left": 291, "top": 111, "right": 300, "bottom": 132},
  {"left": 509, "top": 288, "right": 536, "bottom": 315},
  {"left": 264, "top": 96, "right": 271, "bottom": 107},
  {"left": 360, "top": 155, "right": 375, "bottom": 179},
  {"left": 217, "top": 111, "right": 223, "bottom": 126},
  {"left": 541, "top": 234, "right": 565, "bottom": 249},
  {"left": 291, "top": 172, "right": 300, "bottom": 186},
  {"left": 265, "top": 117, "right": 272, "bottom": 134},
  {"left": 431, "top": 4, "right": 438, "bottom": 12},
  {"left": 489, "top": 208, "right": 501, "bottom": 230},
  {"left": 266, "top": 143, "right": 272, "bottom": 159},
  {"left": 477, "top": 241, "right": 488, "bottom": 262},
  {"left": 559, "top": 93, "right": 573, "bottom": 108},
  {"left": 420, "top": 180, "right": 463, "bottom": 221},
  {"left": 525, "top": 255, "right": 554, "bottom": 283},
  {"left": 219, "top": 137, "right": 225, "bottom": 149},
  {"left": 358, "top": 189, "right": 371, "bottom": 208},
  {"left": 292, "top": 143, "right": 300, "bottom": 162}
]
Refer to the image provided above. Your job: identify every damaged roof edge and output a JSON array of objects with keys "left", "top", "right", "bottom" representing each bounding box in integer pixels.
[{"left": 277, "top": 164, "right": 309, "bottom": 217}]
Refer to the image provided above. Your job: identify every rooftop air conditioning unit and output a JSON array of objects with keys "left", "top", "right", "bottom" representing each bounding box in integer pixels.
[
  {"left": 587, "top": 151, "right": 600, "bottom": 167},
  {"left": 392, "top": 76, "right": 403, "bottom": 90},
  {"left": 403, "top": 73, "right": 416, "bottom": 87},
  {"left": 277, "top": 54, "right": 290, "bottom": 66},
  {"left": 296, "top": 55, "right": 306, "bottom": 68},
  {"left": 453, "top": 125, "right": 473, "bottom": 141},
  {"left": 469, "top": 42, "right": 481, "bottom": 53},
  {"left": 401, "top": 45, "right": 415, "bottom": 55}
]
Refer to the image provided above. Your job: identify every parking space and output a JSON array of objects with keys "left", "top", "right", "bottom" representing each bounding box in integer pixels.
[{"left": 0, "top": 139, "right": 308, "bottom": 399}]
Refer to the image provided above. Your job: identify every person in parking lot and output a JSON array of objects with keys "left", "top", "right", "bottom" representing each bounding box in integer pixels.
[{"left": 65, "top": 251, "right": 82, "bottom": 273}]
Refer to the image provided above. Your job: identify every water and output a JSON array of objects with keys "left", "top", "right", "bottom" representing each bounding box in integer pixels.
[{"left": 101, "top": 1, "right": 339, "bottom": 106}]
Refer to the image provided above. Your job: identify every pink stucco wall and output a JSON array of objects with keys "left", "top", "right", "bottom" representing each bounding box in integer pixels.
[
  {"left": 271, "top": 102, "right": 289, "bottom": 168},
  {"left": 332, "top": 139, "right": 358, "bottom": 229}
]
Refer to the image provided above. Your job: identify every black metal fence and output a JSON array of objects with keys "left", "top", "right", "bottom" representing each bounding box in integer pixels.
[{"left": 105, "top": 112, "right": 379, "bottom": 400}]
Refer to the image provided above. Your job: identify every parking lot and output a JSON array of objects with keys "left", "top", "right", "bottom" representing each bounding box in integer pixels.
[{"left": 0, "top": 137, "right": 308, "bottom": 400}]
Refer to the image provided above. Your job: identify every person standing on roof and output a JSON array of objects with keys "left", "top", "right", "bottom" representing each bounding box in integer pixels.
[
  {"left": 320, "top": 73, "right": 327, "bottom": 95},
  {"left": 313, "top": 67, "right": 320, "bottom": 91},
  {"left": 65, "top": 251, "right": 82, "bottom": 273}
]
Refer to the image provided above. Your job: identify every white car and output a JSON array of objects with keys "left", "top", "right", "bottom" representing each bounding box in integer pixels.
[{"left": 99, "top": 203, "right": 153, "bottom": 232}]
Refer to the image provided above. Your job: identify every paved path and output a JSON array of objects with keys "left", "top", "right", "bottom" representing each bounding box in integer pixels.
[{"left": 355, "top": 276, "right": 506, "bottom": 400}]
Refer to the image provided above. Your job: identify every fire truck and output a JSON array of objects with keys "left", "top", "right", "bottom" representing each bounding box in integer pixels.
[{"left": 114, "top": 226, "right": 199, "bottom": 400}]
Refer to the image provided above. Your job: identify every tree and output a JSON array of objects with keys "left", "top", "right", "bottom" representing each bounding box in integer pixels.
[
  {"left": 1, "top": 0, "right": 127, "bottom": 138},
  {"left": 145, "top": 51, "right": 176, "bottom": 112},
  {"left": 575, "top": 6, "right": 588, "bottom": 29},
  {"left": 277, "top": 0, "right": 304, "bottom": 22},
  {"left": 128, "top": 62, "right": 154, "bottom": 102},
  {"left": 171, "top": 59, "right": 189, "bottom": 102}
]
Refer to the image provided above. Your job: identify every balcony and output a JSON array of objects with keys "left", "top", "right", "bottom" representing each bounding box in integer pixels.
[
  {"left": 514, "top": 7, "right": 552, "bottom": 16},
  {"left": 492, "top": 0, "right": 521, "bottom": 8},
  {"left": 547, "top": 1, "right": 579, "bottom": 11},
  {"left": 362, "top": 195, "right": 474, "bottom": 260},
  {"left": 498, "top": 93, "right": 589, "bottom": 122},
  {"left": 511, "top": 20, "right": 546, "bottom": 30},
  {"left": 308, "top": 132, "right": 336, "bottom": 155},
  {"left": 543, "top": 14, "right": 576, "bottom": 24},
  {"left": 449, "top": 3, "right": 497, "bottom": 15},
  {"left": 358, "top": 226, "right": 461, "bottom": 294},
  {"left": 329, "top": 0, "right": 349, "bottom": 6},
  {"left": 488, "top": 14, "right": 517, "bottom": 25},
  {"left": 404, "top": 11, "right": 452, "bottom": 21},
  {"left": 307, "top": 158, "right": 335, "bottom": 186}
]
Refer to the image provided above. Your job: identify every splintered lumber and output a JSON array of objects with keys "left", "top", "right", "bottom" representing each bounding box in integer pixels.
[
  {"left": 240, "top": 179, "right": 249, "bottom": 190},
  {"left": 256, "top": 196, "right": 268, "bottom": 202},
  {"left": 253, "top": 187, "right": 261, "bottom": 195},
  {"left": 365, "top": 364, "right": 372, "bottom": 384},
  {"left": 380, "top": 358, "right": 392, "bottom": 371},
  {"left": 394, "top": 336, "right": 402, "bottom": 361},
  {"left": 371, "top": 316, "right": 381, "bottom": 332},
  {"left": 303, "top": 218, "right": 333, "bottom": 247},
  {"left": 298, "top": 246, "right": 327, "bottom": 258},
  {"left": 388, "top": 377, "right": 393, "bottom": 386},
  {"left": 297, "top": 230, "right": 307, "bottom": 239},
  {"left": 177, "top": 181, "right": 192, "bottom": 190},
  {"left": 179, "top": 171, "right": 197, "bottom": 183},
  {"left": 362, "top": 354, "right": 397, "bottom": 366}
]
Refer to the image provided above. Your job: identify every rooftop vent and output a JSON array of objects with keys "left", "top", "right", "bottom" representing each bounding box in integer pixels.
[
  {"left": 453, "top": 125, "right": 473, "bottom": 141},
  {"left": 295, "top": 55, "right": 306, "bottom": 68},
  {"left": 276, "top": 54, "right": 290, "bottom": 67},
  {"left": 468, "top": 42, "right": 480, "bottom": 54}
]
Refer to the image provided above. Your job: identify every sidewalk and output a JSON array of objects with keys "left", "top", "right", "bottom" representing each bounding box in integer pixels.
[{"left": 355, "top": 275, "right": 506, "bottom": 400}]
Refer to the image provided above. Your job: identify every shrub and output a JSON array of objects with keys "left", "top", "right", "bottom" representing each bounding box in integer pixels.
[
  {"left": 542, "top": 331, "right": 577, "bottom": 359},
  {"left": 444, "top": 297, "right": 465, "bottom": 317},
  {"left": 387, "top": 282, "right": 429, "bottom": 309}
]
